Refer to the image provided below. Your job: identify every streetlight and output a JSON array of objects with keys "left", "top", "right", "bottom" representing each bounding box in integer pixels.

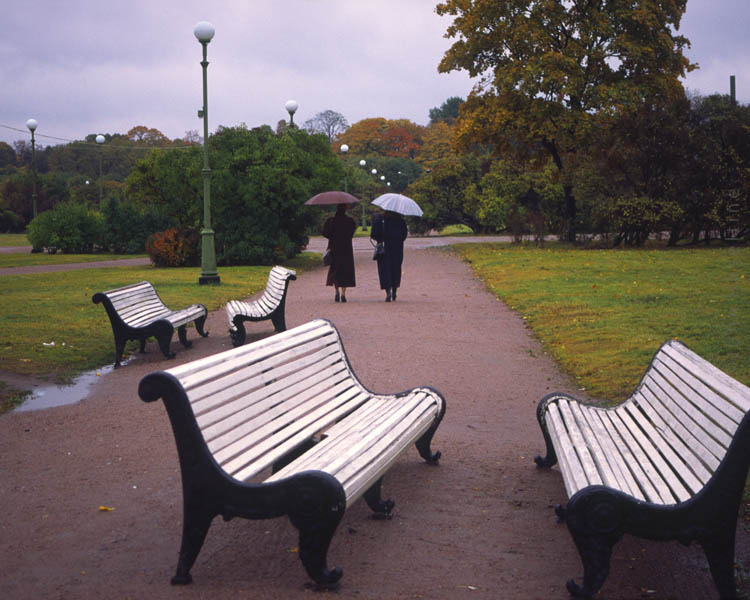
[
  {"left": 340, "top": 144, "right": 349, "bottom": 192},
  {"left": 359, "top": 159, "right": 367, "bottom": 229},
  {"left": 26, "top": 118, "right": 38, "bottom": 221},
  {"left": 285, "top": 100, "right": 298, "bottom": 128},
  {"left": 194, "top": 20, "right": 220, "bottom": 285},
  {"left": 96, "top": 134, "right": 105, "bottom": 206}
]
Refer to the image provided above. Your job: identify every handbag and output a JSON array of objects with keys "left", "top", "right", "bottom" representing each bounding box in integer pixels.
[
  {"left": 372, "top": 241, "right": 385, "bottom": 260},
  {"left": 323, "top": 248, "right": 332, "bottom": 266}
]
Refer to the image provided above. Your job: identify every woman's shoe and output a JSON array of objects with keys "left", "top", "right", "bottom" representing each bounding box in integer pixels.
[
  {"left": 385, "top": 293, "right": 391, "bottom": 302},
  {"left": 341, "top": 296, "right": 347, "bottom": 303},
  {"left": 335, "top": 292, "right": 340, "bottom": 302},
  {"left": 391, "top": 289, "right": 397, "bottom": 301}
]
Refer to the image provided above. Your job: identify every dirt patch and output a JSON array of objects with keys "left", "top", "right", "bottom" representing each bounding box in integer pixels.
[{"left": 0, "top": 246, "right": 746, "bottom": 599}]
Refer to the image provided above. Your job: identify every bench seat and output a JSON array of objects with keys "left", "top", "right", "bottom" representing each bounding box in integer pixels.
[
  {"left": 226, "top": 266, "right": 296, "bottom": 346},
  {"left": 93, "top": 281, "right": 208, "bottom": 367},
  {"left": 535, "top": 339, "right": 750, "bottom": 599},
  {"left": 138, "top": 318, "right": 446, "bottom": 587}
]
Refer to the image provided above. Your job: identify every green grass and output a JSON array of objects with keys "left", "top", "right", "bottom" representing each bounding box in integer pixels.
[
  {"left": 455, "top": 242, "right": 749, "bottom": 401},
  {"left": 0, "top": 252, "right": 320, "bottom": 380},
  {"left": 0, "top": 233, "right": 30, "bottom": 246},
  {"left": 440, "top": 224, "right": 474, "bottom": 235},
  {"left": 0, "top": 252, "right": 144, "bottom": 268}
]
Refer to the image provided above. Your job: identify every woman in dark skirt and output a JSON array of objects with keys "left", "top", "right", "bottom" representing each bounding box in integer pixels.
[
  {"left": 370, "top": 210, "right": 408, "bottom": 302},
  {"left": 322, "top": 203, "right": 356, "bottom": 302}
]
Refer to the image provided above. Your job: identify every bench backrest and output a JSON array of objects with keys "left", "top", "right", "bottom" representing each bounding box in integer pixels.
[
  {"left": 96, "top": 281, "right": 171, "bottom": 327},
  {"left": 258, "top": 266, "right": 296, "bottom": 307},
  {"left": 629, "top": 339, "right": 750, "bottom": 493},
  {"left": 151, "top": 319, "right": 370, "bottom": 483}
]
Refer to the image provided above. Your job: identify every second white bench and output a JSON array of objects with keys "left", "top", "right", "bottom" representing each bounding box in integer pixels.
[{"left": 226, "top": 266, "right": 296, "bottom": 346}]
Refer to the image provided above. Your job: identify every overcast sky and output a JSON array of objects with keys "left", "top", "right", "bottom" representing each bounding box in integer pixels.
[{"left": 2, "top": 0, "right": 748, "bottom": 147}]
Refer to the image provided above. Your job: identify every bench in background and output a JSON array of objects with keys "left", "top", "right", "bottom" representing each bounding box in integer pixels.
[
  {"left": 93, "top": 281, "right": 208, "bottom": 367},
  {"left": 138, "top": 318, "right": 446, "bottom": 587},
  {"left": 226, "top": 266, "right": 296, "bottom": 347},
  {"left": 535, "top": 339, "right": 750, "bottom": 599}
]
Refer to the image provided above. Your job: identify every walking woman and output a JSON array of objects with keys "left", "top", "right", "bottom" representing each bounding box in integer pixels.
[
  {"left": 322, "top": 203, "right": 356, "bottom": 302},
  {"left": 370, "top": 210, "right": 408, "bottom": 302}
]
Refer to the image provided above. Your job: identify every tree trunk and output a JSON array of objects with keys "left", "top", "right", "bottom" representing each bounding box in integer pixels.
[{"left": 544, "top": 138, "right": 576, "bottom": 243}]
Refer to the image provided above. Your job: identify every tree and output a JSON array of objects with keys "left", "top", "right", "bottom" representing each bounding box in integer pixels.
[
  {"left": 126, "top": 126, "right": 172, "bottom": 146},
  {"left": 406, "top": 153, "right": 485, "bottom": 232},
  {"left": 125, "top": 125, "right": 344, "bottom": 265},
  {"left": 429, "top": 96, "right": 464, "bottom": 125},
  {"left": 337, "top": 118, "right": 425, "bottom": 159},
  {"left": 416, "top": 122, "right": 455, "bottom": 170},
  {"left": 304, "top": 110, "right": 349, "bottom": 142},
  {"left": 437, "top": 0, "right": 694, "bottom": 241},
  {"left": 0, "top": 142, "right": 16, "bottom": 171}
]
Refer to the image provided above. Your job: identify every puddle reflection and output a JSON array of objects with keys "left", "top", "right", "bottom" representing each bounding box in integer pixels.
[{"left": 15, "top": 364, "right": 115, "bottom": 412}]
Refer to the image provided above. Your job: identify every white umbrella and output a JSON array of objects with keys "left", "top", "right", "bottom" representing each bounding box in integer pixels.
[{"left": 372, "top": 193, "right": 423, "bottom": 217}]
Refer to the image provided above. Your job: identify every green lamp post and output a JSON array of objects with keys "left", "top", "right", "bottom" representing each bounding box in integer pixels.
[
  {"left": 26, "top": 118, "right": 38, "bottom": 220},
  {"left": 194, "top": 20, "right": 220, "bottom": 285},
  {"left": 95, "top": 134, "right": 105, "bottom": 207},
  {"left": 359, "top": 159, "right": 367, "bottom": 229}
]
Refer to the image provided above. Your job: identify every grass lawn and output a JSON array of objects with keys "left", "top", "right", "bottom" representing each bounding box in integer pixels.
[
  {"left": 456, "top": 242, "right": 749, "bottom": 401},
  {"left": 0, "top": 233, "right": 29, "bottom": 246},
  {"left": 0, "top": 253, "right": 319, "bottom": 382},
  {"left": 0, "top": 252, "right": 144, "bottom": 268}
]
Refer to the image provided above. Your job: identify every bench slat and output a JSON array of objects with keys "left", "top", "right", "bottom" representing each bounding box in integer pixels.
[
  {"left": 190, "top": 341, "right": 343, "bottom": 417},
  {"left": 567, "top": 402, "right": 624, "bottom": 492},
  {"left": 663, "top": 343, "right": 750, "bottom": 412},
  {"left": 272, "top": 392, "right": 427, "bottom": 476},
  {"left": 657, "top": 353, "right": 744, "bottom": 425},
  {"left": 269, "top": 392, "right": 440, "bottom": 506},
  {"left": 632, "top": 389, "right": 714, "bottom": 485},
  {"left": 546, "top": 402, "right": 591, "bottom": 496},
  {"left": 645, "top": 371, "right": 732, "bottom": 454},
  {"left": 229, "top": 391, "right": 372, "bottom": 482},
  {"left": 269, "top": 398, "right": 428, "bottom": 481},
  {"left": 206, "top": 374, "right": 357, "bottom": 460},
  {"left": 178, "top": 323, "right": 334, "bottom": 392},
  {"left": 557, "top": 400, "right": 604, "bottom": 487},
  {"left": 615, "top": 404, "right": 692, "bottom": 502},
  {"left": 594, "top": 410, "right": 663, "bottom": 502},
  {"left": 337, "top": 404, "right": 440, "bottom": 505},
  {"left": 652, "top": 357, "right": 740, "bottom": 434}
]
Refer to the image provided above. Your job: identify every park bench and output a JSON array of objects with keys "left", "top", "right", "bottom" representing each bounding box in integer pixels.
[
  {"left": 137, "top": 318, "right": 446, "bottom": 587},
  {"left": 93, "top": 280, "right": 208, "bottom": 367},
  {"left": 226, "top": 266, "right": 296, "bottom": 347},
  {"left": 534, "top": 339, "right": 750, "bottom": 599}
]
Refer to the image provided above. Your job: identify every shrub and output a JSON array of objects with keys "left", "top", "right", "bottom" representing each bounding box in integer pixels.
[
  {"left": 27, "top": 202, "right": 102, "bottom": 253},
  {"left": 100, "top": 197, "right": 173, "bottom": 254},
  {"left": 145, "top": 226, "right": 199, "bottom": 267}
]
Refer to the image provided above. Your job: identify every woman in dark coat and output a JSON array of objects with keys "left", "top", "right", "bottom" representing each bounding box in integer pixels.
[
  {"left": 370, "top": 210, "right": 408, "bottom": 302},
  {"left": 322, "top": 203, "right": 356, "bottom": 302}
]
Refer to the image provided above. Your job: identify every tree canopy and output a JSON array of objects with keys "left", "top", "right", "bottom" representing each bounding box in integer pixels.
[{"left": 437, "top": 0, "right": 694, "bottom": 240}]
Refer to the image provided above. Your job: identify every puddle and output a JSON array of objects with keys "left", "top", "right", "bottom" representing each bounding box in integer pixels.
[{"left": 14, "top": 365, "right": 115, "bottom": 412}]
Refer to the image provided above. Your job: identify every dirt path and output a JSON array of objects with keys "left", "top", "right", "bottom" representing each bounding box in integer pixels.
[{"left": 0, "top": 245, "right": 744, "bottom": 599}]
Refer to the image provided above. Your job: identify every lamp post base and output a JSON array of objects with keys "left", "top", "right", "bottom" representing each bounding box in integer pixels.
[
  {"left": 199, "top": 228, "right": 220, "bottom": 285},
  {"left": 199, "top": 274, "right": 221, "bottom": 285}
]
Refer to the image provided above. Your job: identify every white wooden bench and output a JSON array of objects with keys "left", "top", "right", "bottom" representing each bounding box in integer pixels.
[
  {"left": 534, "top": 339, "right": 750, "bottom": 599},
  {"left": 138, "top": 318, "right": 446, "bottom": 587},
  {"left": 93, "top": 281, "right": 208, "bottom": 367},
  {"left": 226, "top": 266, "right": 296, "bottom": 346}
]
